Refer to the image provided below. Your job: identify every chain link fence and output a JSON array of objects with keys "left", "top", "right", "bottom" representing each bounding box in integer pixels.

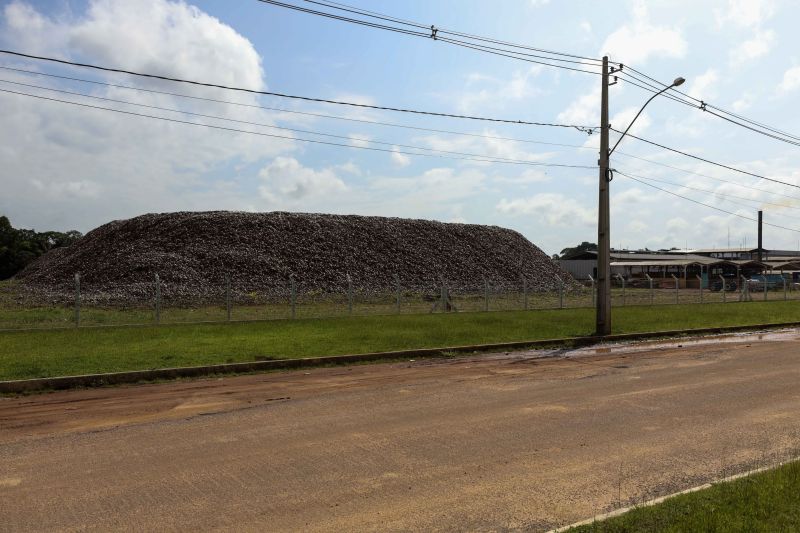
[{"left": 1, "top": 271, "right": 799, "bottom": 330}]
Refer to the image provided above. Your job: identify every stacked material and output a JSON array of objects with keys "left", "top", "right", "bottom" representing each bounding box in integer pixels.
[{"left": 17, "top": 211, "right": 577, "bottom": 302}]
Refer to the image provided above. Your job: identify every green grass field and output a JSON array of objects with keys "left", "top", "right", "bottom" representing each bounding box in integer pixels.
[
  {"left": 2, "top": 300, "right": 800, "bottom": 381},
  {"left": 570, "top": 460, "right": 800, "bottom": 532}
]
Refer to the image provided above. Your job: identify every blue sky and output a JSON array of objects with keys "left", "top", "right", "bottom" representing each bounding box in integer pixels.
[{"left": 1, "top": 0, "right": 800, "bottom": 255}]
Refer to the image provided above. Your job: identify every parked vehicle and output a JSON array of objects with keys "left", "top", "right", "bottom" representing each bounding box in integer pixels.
[{"left": 709, "top": 279, "right": 738, "bottom": 292}]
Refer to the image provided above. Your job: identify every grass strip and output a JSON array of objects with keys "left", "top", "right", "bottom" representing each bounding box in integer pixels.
[
  {"left": 568, "top": 460, "right": 800, "bottom": 532},
  {"left": 2, "top": 301, "right": 800, "bottom": 381}
]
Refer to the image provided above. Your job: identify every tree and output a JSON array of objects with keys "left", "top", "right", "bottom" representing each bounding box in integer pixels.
[
  {"left": 556, "top": 241, "right": 597, "bottom": 260},
  {"left": 0, "top": 216, "right": 83, "bottom": 280}
]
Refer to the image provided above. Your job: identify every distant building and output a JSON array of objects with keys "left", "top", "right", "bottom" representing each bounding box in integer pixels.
[{"left": 558, "top": 248, "right": 800, "bottom": 287}]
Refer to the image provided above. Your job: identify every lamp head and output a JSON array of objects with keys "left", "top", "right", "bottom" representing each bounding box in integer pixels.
[{"left": 672, "top": 77, "right": 686, "bottom": 87}]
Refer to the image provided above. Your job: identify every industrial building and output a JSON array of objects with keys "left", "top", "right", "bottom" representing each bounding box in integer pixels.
[{"left": 558, "top": 248, "right": 800, "bottom": 288}]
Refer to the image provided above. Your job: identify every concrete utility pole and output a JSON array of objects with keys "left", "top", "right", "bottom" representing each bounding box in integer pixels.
[
  {"left": 596, "top": 56, "right": 611, "bottom": 336},
  {"left": 595, "top": 60, "right": 685, "bottom": 336}
]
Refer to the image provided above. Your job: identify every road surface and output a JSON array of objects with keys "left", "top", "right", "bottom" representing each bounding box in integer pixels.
[{"left": 2, "top": 330, "right": 800, "bottom": 531}]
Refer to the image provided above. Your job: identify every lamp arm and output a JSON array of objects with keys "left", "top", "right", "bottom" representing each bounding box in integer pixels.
[{"left": 608, "top": 85, "right": 670, "bottom": 156}]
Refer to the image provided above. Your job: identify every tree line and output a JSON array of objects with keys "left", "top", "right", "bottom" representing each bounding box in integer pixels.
[{"left": 0, "top": 216, "right": 82, "bottom": 280}]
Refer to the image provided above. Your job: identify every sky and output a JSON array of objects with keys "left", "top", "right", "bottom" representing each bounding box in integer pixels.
[{"left": 1, "top": 0, "right": 800, "bottom": 256}]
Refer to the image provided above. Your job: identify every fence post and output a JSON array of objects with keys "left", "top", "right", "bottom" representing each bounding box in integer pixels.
[
  {"left": 695, "top": 274, "right": 703, "bottom": 304},
  {"left": 784, "top": 276, "right": 788, "bottom": 301},
  {"left": 483, "top": 278, "right": 489, "bottom": 312},
  {"left": 290, "top": 274, "right": 296, "bottom": 319},
  {"left": 645, "top": 274, "right": 653, "bottom": 305},
  {"left": 440, "top": 277, "right": 446, "bottom": 313},
  {"left": 523, "top": 277, "right": 528, "bottom": 311},
  {"left": 225, "top": 274, "right": 232, "bottom": 321},
  {"left": 671, "top": 274, "right": 679, "bottom": 304},
  {"left": 347, "top": 273, "right": 353, "bottom": 315},
  {"left": 154, "top": 273, "right": 161, "bottom": 324},
  {"left": 555, "top": 274, "right": 564, "bottom": 309},
  {"left": 394, "top": 273, "right": 401, "bottom": 314},
  {"left": 741, "top": 275, "right": 748, "bottom": 301},
  {"left": 764, "top": 275, "right": 768, "bottom": 301},
  {"left": 615, "top": 274, "right": 626, "bottom": 306},
  {"left": 588, "top": 274, "right": 595, "bottom": 308},
  {"left": 720, "top": 275, "right": 726, "bottom": 304},
  {"left": 74, "top": 272, "right": 81, "bottom": 328}
]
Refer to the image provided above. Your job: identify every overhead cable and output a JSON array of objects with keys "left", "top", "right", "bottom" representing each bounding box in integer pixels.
[
  {"left": 616, "top": 170, "right": 800, "bottom": 233},
  {"left": 620, "top": 170, "right": 800, "bottom": 214},
  {"left": 610, "top": 127, "right": 800, "bottom": 190},
  {"left": 0, "top": 49, "right": 598, "bottom": 133},
  {"left": 0, "top": 78, "right": 590, "bottom": 166},
  {"left": 614, "top": 150, "right": 800, "bottom": 203},
  {"left": 0, "top": 64, "right": 595, "bottom": 150},
  {"left": 256, "top": 0, "right": 604, "bottom": 75},
  {"left": 0, "top": 87, "right": 595, "bottom": 170},
  {"left": 303, "top": 0, "right": 607, "bottom": 63}
]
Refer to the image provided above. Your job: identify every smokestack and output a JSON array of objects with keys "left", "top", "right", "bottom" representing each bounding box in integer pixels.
[{"left": 758, "top": 210, "right": 763, "bottom": 262}]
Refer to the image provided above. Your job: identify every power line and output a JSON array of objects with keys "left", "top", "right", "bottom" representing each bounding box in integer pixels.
[
  {"left": 617, "top": 170, "right": 800, "bottom": 233},
  {"left": 0, "top": 64, "right": 595, "bottom": 151},
  {"left": 0, "top": 49, "right": 598, "bottom": 133},
  {"left": 304, "top": 0, "right": 602, "bottom": 67},
  {"left": 0, "top": 87, "right": 596, "bottom": 170},
  {"left": 614, "top": 150, "right": 800, "bottom": 203},
  {"left": 619, "top": 169, "right": 800, "bottom": 216},
  {"left": 610, "top": 127, "right": 800, "bottom": 190},
  {"left": 0, "top": 77, "right": 591, "bottom": 166},
  {"left": 618, "top": 66, "right": 800, "bottom": 146},
  {"left": 256, "top": 0, "right": 604, "bottom": 75},
  {"left": 305, "top": 0, "right": 607, "bottom": 64}
]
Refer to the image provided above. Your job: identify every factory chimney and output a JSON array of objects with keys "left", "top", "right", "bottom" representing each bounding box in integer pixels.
[{"left": 758, "top": 210, "right": 763, "bottom": 262}]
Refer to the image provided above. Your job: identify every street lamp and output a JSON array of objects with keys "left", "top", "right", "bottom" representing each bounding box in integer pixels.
[
  {"left": 608, "top": 77, "right": 685, "bottom": 156},
  {"left": 595, "top": 57, "right": 684, "bottom": 337}
]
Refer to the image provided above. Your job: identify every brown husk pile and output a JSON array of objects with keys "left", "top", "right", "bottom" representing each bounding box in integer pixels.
[{"left": 17, "top": 211, "right": 577, "bottom": 304}]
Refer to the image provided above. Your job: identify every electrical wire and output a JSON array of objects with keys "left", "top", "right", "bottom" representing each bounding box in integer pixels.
[
  {"left": 610, "top": 127, "right": 800, "bottom": 190},
  {"left": 616, "top": 170, "right": 800, "bottom": 233},
  {"left": 302, "top": 0, "right": 608, "bottom": 64},
  {"left": 0, "top": 49, "right": 598, "bottom": 133},
  {"left": 614, "top": 150, "right": 800, "bottom": 203},
  {"left": 0, "top": 77, "right": 590, "bottom": 166},
  {"left": 256, "top": 0, "right": 604, "bottom": 75},
  {"left": 620, "top": 170, "right": 800, "bottom": 216},
  {"left": 0, "top": 64, "right": 594, "bottom": 151},
  {"left": 0, "top": 87, "right": 596, "bottom": 170},
  {"left": 618, "top": 66, "right": 800, "bottom": 146}
]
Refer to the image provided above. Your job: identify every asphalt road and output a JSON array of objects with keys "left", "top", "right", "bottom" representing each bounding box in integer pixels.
[{"left": 3, "top": 331, "right": 800, "bottom": 532}]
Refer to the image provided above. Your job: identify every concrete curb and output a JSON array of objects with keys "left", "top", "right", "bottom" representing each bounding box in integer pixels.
[
  {"left": 547, "top": 458, "right": 798, "bottom": 532},
  {"left": 3, "top": 321, "right": 799, "bottom": 393}
]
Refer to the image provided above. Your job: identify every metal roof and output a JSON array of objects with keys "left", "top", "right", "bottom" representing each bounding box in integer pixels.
[{"left": 610, "top": 259, "right": 733, "bottom": 268}]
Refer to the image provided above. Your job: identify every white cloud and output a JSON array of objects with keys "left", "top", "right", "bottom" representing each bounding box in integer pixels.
[
  {"left": 778, "top": 66, "right": 800, "bottom": 94},
  {"left": 0, "top": 0, "right": 292, "bottom": 231},
  {"left": 390, "top": 146, "right": 411, "bottom": 167},
  {"left": 457, "top": 66, "right": 543, "bottom": 113},
  {"left": 610, "top": 106, "right": 651, "bottom": 137},
  {"left": 557, "top": 85, "right": 600, "bottom": 127},
  {"left": 687, "top": 69, "right": 719, "bottom": 100},
  {"left": 348, "top": 134, "right": 371, "bottom": 148},
  {"left": 613, "top": 187, "right": 651, "bottom": 204},
  {"left": 258, "top": 157, "right": 346, "bottom": 204},
  {"left": 496, "top": 193, "right": 596, "bottom": 226},
  {"left": 732, "top": 92, "right": 754, "bottom": 111},
  {"left": 579, "top": 21, "right": 592, "bottom": 34},
  {"left": 336, "top": 161, "right": 361, "bottom": 175},
  {"left": 600, "top": 2, "right": 687, "bottom": 64},
  {"left": 529, "top": 0, "right": 550, "bottom": 6},
  {"left": 730, "top": 29, "right": 775, "bottom": 64},
  {"left": 716, "top": 0, "right": 775, "bottom": 29},
  {"left": 627, "top": 220, "right": 648, "bottom": 233}
]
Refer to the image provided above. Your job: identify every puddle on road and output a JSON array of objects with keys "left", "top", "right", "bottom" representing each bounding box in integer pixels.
[{"left": 484, "top": 328, "right": 800, "bottom": 364}]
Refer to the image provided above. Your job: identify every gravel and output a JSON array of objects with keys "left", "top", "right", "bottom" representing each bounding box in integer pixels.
[{"left": 17, "top": 211, "right": 577, "bottom": 303}]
